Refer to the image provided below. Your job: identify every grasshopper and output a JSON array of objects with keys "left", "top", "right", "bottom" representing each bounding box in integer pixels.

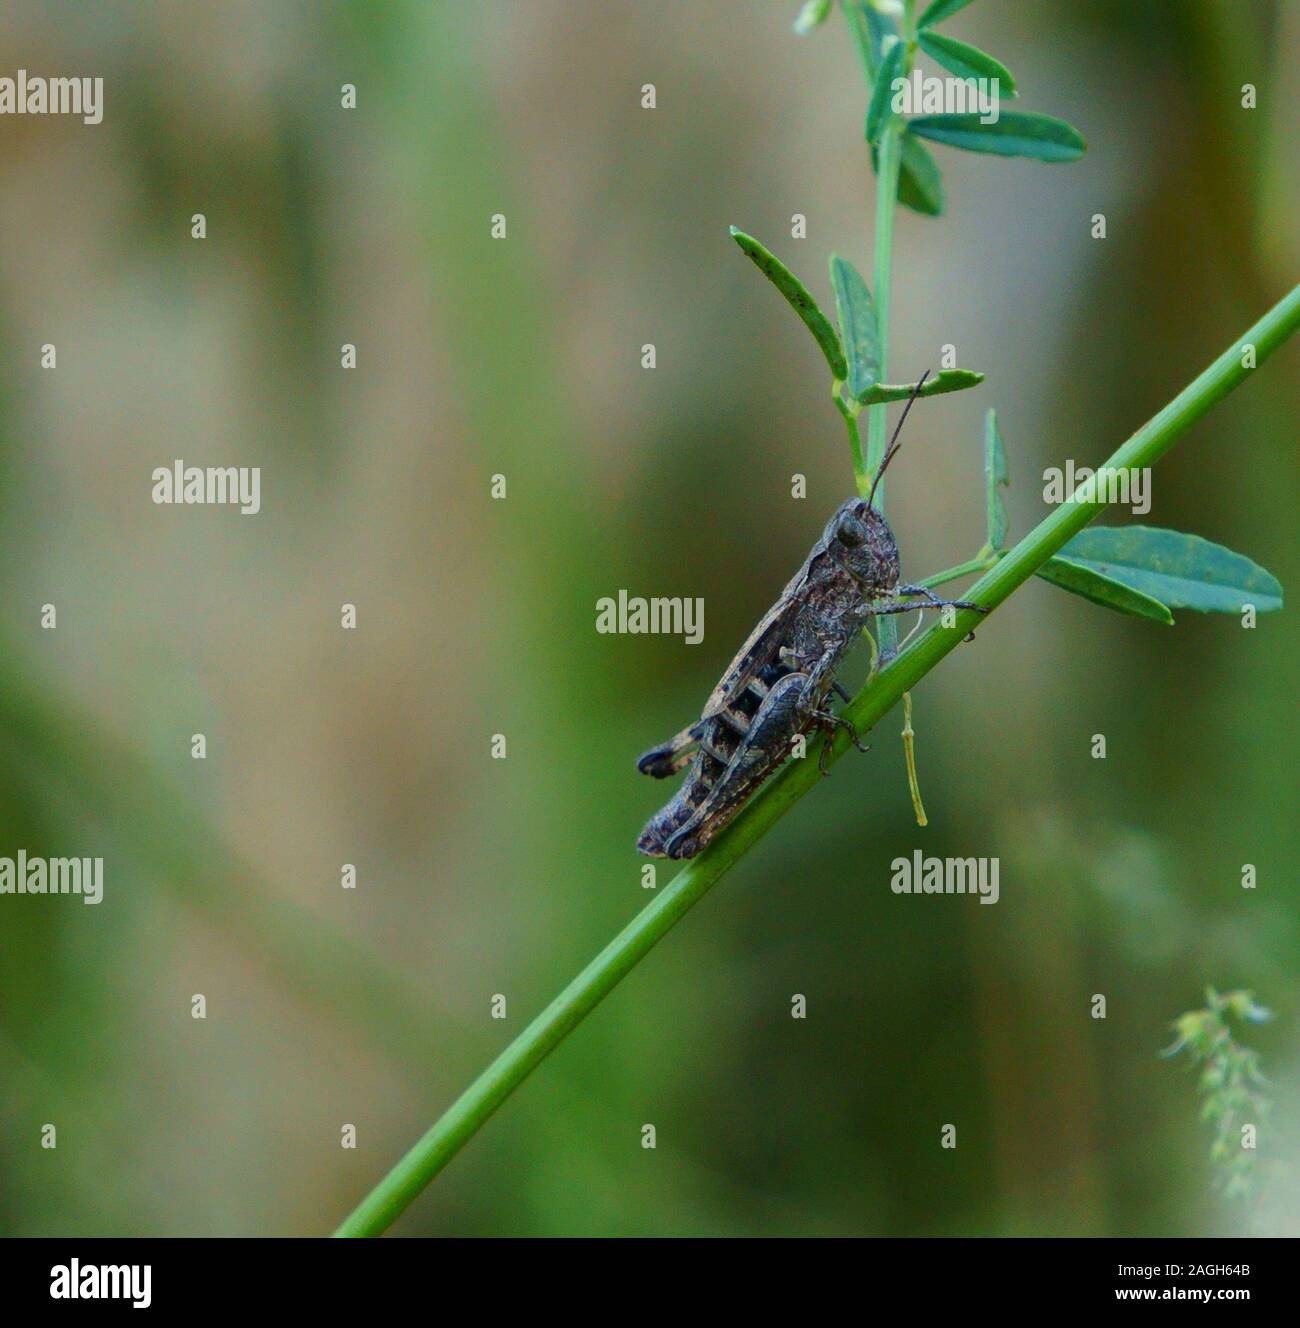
[{"left": 636, "top": 378, "right": 986, "bottom": 860}]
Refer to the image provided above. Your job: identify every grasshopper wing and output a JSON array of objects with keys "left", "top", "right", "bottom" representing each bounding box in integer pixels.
[
  {"left": 699, "top": 565, "right": 811, "bottom": 721},
  {"left": 635, "top": 579, "right": 804, "bottom": 779}
]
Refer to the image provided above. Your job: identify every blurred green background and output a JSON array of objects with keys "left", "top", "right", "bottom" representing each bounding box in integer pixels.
[{"left": 0, "top": 0, "right": 1296, "bottom": 1237}]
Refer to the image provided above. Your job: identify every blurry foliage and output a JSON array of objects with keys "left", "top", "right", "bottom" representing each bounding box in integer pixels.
[
  {"left": 1163, "top": 988, "right": 1272, "bottom": 1200},
  {"left": 0, "top": 0, "right": 1294, "bottom": 1236}
]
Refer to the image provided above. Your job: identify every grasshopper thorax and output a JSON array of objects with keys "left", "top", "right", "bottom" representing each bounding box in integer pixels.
[{"left": 822, "top": 496, "right": 900, "bottom": 593}]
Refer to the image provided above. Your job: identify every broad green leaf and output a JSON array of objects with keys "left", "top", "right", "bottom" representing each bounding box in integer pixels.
[
  {"left": 855, "top": 368, "right": 983, "bottom": 405},
  {"left": 984, "top": 408, "right": 1009, "bottom": 551},
  {"left": 1036, "top": 556, "right": 1174, "bottom": 625},
  {"left": 1057, "top": 527, "right": 1283, "bottom": 614},
  {"left": 865, "top": 38, "right": 904, "bottom": 146},
  {"left": 910, "top": 111, "right": 1086, "bottom": 162},
  {"left": 918, "top": 0, "right": 977, "bottom": 28},
  {"left": 898, "top": 130, "right": 944, "bottom": 215},
  {"left": 917, "top": 30, "right": 1017, "bottom": 97},
  {"left": 792, "top": 0, "right": 833, "bottom": 36},
  {"left": 730, "top": 227, "right": 847, "bottom": 381},
  {"left": 829, "top": 255, "right": 879, "bottom": 399},
  {"left": 871, "top": 131, "right": 946, "bottom": 216}
]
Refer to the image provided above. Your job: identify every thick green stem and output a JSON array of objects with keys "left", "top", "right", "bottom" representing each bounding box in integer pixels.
[{"left": 333, "top": 284, "right": 1300, "bottom": 1237}]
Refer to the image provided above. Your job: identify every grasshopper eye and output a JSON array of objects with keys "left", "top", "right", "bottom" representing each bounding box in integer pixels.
[{"left": 835, "top": 514, "right": 868, "bottom": 548}]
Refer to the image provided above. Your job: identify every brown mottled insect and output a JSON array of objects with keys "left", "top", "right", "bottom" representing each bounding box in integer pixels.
[{"left": 636, "top": 379, "right": 985, "bottom": 859}]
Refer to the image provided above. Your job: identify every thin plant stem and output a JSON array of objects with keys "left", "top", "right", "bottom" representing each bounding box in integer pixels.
[
  {"left": 836, "top": 390, "right": 869, "bottom": 497},
  {"left": 920, "top": 553, "right": 1002, "bottom": 589},
  {"left": 867, "top": 118, "right": 903, "bottom": 484},
  {"left": 333, "top": 283, "right": 1300, "bottom": 1236},
  {"left": 841, "top": 0, "right": 875, "bottom": 82},
  {"left": 901, "top": 691, "right": 927, "bottom": 826},
  {"left": 860, "top": 4, "right": 917, "bottom": 765}
]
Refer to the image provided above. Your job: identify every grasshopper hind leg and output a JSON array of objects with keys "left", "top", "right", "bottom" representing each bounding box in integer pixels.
[
  {"left": 636, "top": 801, "right": 685, "bottom": 857},
  {"left": 636, "top": 722, "right": 702, "bottom": 778},
  {"left": 661, "top": 673, "right": 808, "bottom": 859}
]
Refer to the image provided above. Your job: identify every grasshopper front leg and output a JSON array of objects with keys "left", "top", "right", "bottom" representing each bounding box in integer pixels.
[
  {"left": 790, "top": 645, "right": 870, "bottom": 775},
  {"left": 809, "top": 707, "right": 871, "bottom": 774},
  {"left": 871, "top": 588, "right": 989, "bottom": 663},
  {"left": 894, "top": 583, "right": 989, "bottom": 614}
]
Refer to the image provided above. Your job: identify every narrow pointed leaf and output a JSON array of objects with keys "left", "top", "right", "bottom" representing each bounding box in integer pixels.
[
  {"left": 731, "top": 227, "right": 846, "bottom": 380},
  {"left": 910, "top": 111, "right": 1086, "bottom": 161},
  {"left": 1037, "top": 556, "right": 1175, "bottom": 625},
  {"left": 864, "top": 7, "right": 899, "bottom": 76},
  {"left": 792, "top": 0, "right": 833, "bottom": 36},
  {"left": 918, "top": 0, "right": 976, "bottom": 27},
  {"left": 856, "top": 368, "right": 983, "bottom": 405},
  {"left": 984, "top": 408, "right": 1009, "bottom": 551},
  {"left": 829, "top": 255, "right": 879, "bottom": 399},
  {"left": 865, "top": 38, "right": 904, "bottom": 146},
  {"left": 917, "top": 30, "right": 1017, "bottom": 96},
  {"left": 1057, "top": 527, "right": 1283, "bottom": 614}
]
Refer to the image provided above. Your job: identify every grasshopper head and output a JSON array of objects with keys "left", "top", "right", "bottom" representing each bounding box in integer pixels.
[
  {"left": 823, "top": 497, "right": 900, "bottom": 592},
  {"left": 825, "top": 370, "right": 925, "bottom": 592}
]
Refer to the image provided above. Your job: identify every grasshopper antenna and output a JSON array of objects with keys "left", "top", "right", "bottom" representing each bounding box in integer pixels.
[{"left": 866, "top": 369, "right": 931, "bottom": 509}]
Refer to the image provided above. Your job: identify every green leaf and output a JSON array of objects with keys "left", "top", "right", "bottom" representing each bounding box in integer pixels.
[
  {"left": 730, "top": 228, "right": 847, "bottom": 381},
  {"left": 918, "top": 0, "right": 977, "bottom": 28},
  {"left": 829, "top": 255, "right": 879, "bottom": 399},
  {"left": 865, "top": 38, "right": 904, "bottom": 146},
  {"left": 863, "top": 7, "right": 899, "bottom": 77},
  {"left": 898, "top": 131, "right": 944, "bottom": 215},
  {"left": 871, "top": 131, "right": 946, "bottom": 216},
  {"left": 917, "top": 30, "right": 1017, "bottom": 96},
  {"left": 1036, "top": 556, "right": 1175, "bottom": 625},
  {"left": 855, "top": 368, "right": 983, "bottom": 405},
  {"left": 792, "top": 0, "right": 833, "bottom": 36},
  {"left": 984, "top": 409, "right": 1009, "bottom": 551},
  {"left": 1056, "top": 527, "right": 1283, "bottom": 614},
  {"left": 910, "top": 111, "right": 1086, "bottom": 162},
  {"left": 1225, "top": 990, "right": 1272, "bottom": 1025}
]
